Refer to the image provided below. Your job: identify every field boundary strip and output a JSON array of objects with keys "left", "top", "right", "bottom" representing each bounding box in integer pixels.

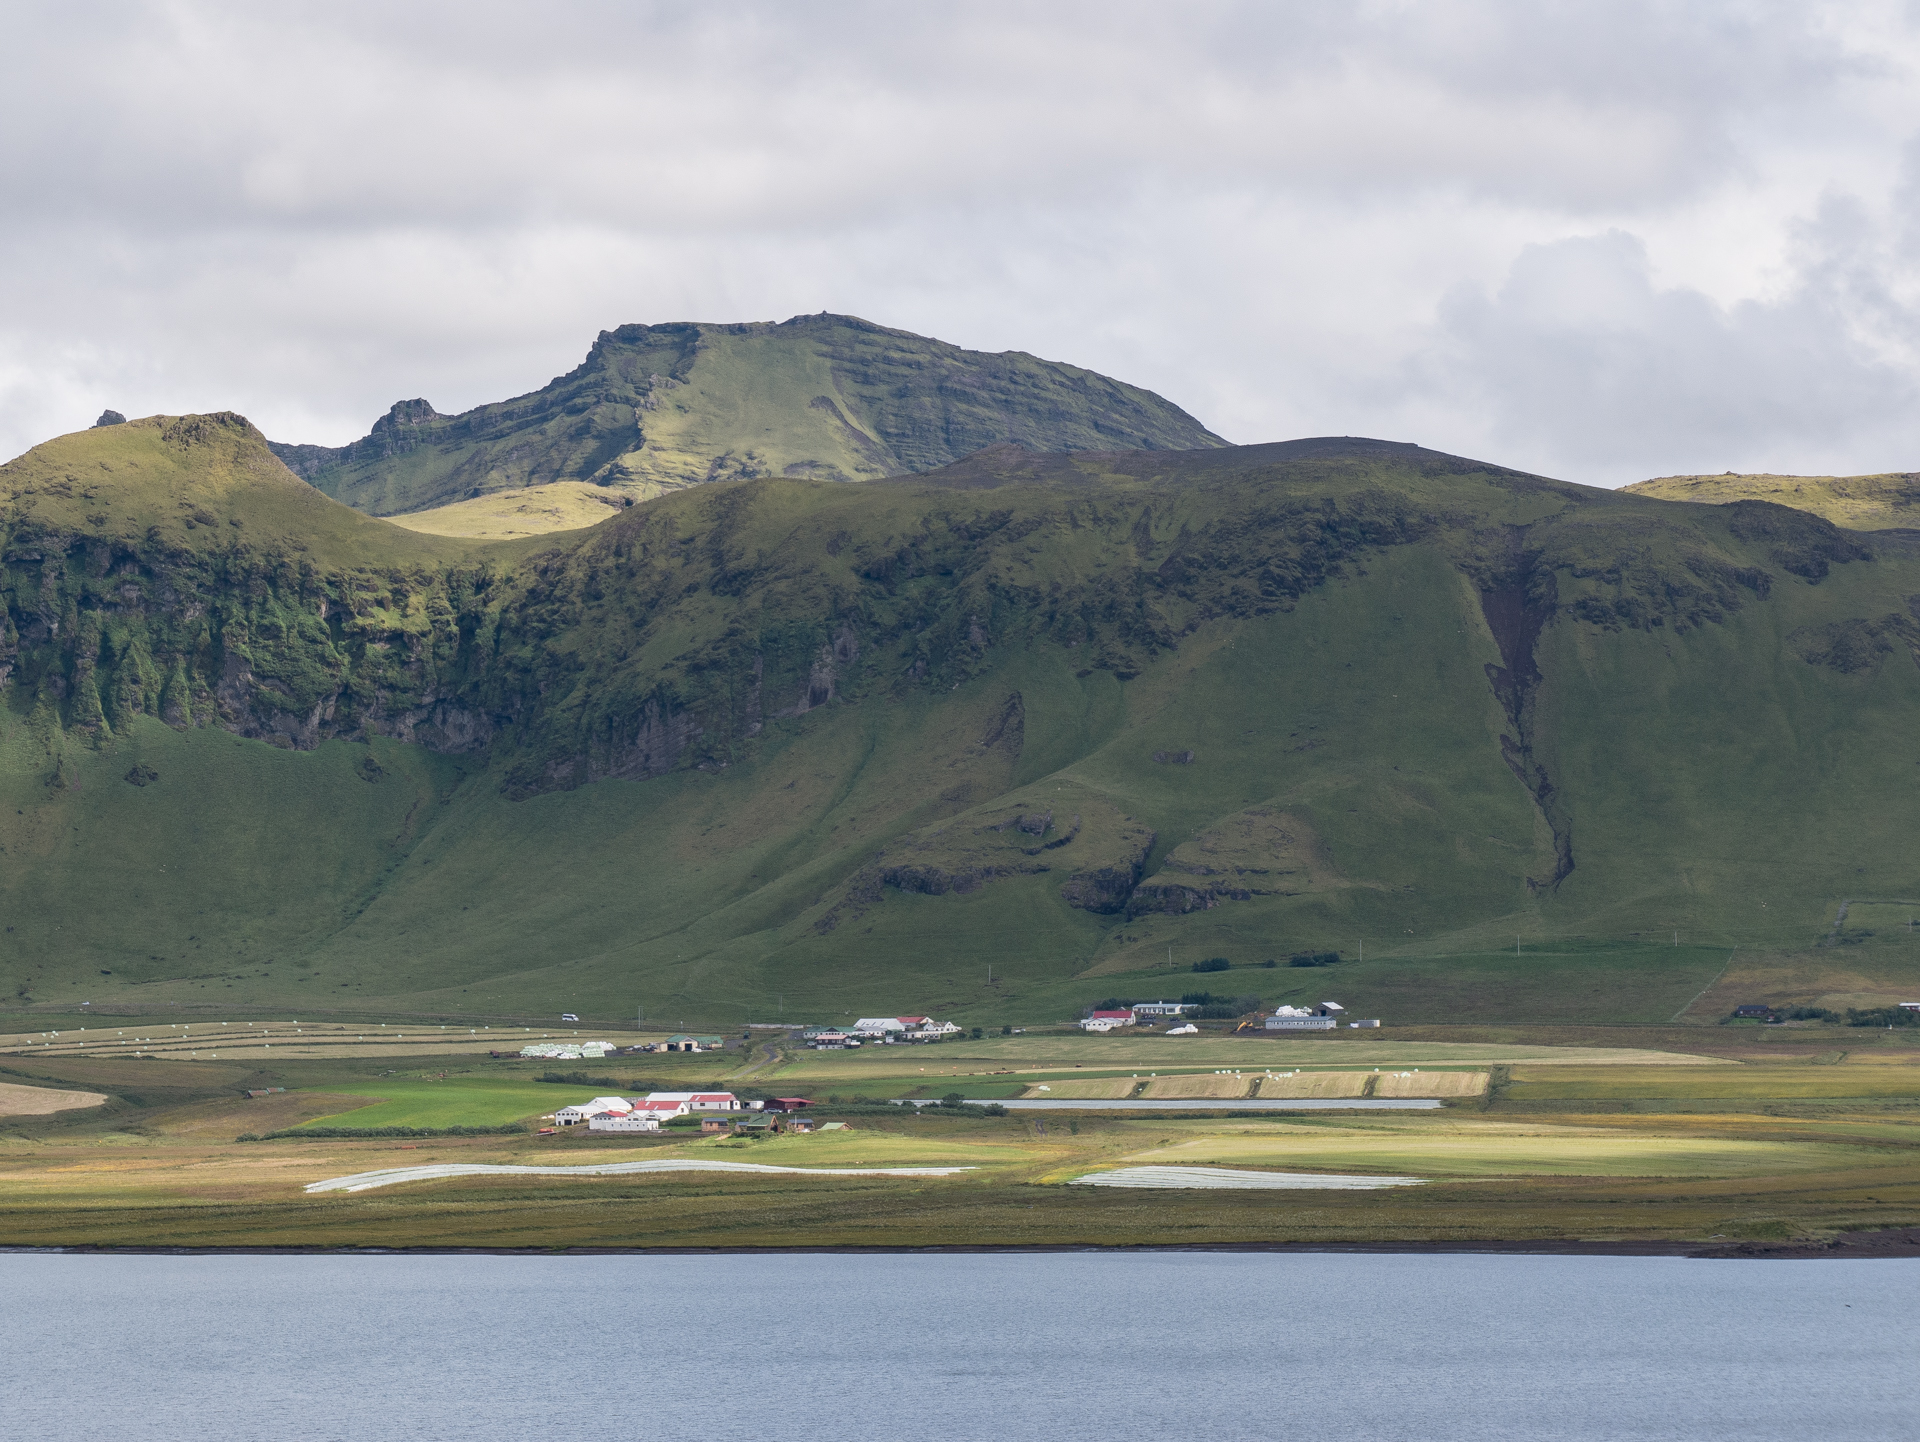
[
  {"left": 306, "top": 1158, "right": 979, "bottom": 1194},
  {"left": 1069, "top": 1167, "right": 1425, "bottom": 1190}
]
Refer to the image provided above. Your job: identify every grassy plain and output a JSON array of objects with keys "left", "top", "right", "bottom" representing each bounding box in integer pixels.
[{"left": 1, "top": 1025, "right": 1918, "bottom": 1250}]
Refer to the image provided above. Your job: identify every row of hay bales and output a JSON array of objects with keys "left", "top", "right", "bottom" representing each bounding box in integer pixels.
[{"left": 1022, "top": 1070, "right": 1489, "bottom": 1100}]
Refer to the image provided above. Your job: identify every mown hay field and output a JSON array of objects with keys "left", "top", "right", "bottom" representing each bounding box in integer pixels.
[
  {"left": 1021, "top": 1078, "right": 1139, "bottom": 1099},
  {"left": 1140, "top": 1073, "right": 1257, "bottom": 1098},
  {"left": 1253, "top": 1071, "right": 1369, "bottom": 1098},
  {"left": 0, "top": 1082, "right": 107, "bottom": 1115},
  {"left": 1374, "top": 1071, "right": 1489, "bottom": 1097},
  {"left": 1138, "top": 1119, "right": 1879, "bottom": 1180}
]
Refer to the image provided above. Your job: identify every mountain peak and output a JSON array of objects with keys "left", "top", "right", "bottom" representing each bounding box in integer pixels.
[{"left": 269, "top": 316, "right": 1227, "bottom": 517}]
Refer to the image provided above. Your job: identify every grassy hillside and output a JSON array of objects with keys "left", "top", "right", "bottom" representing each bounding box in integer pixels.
[
  {"left": 4, "top": 424, "right": 1920, "bottom": 1029},
  {"left": 1626, "top": 471, "right": 1920, "bottom": 530},
  {"left": 272, "top": 314, "right": 1229, "bottom": 517},
  {"left": 385, "top": 480, "right": 639, "bottom": 538}
]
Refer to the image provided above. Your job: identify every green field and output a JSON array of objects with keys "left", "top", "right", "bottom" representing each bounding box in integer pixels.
[
  {"left": 294, "top": 1079, "right": 578, "bottom": 1130},
  {"left": 0, "top": 1030, "right": 1918, "bottom": 1249}
]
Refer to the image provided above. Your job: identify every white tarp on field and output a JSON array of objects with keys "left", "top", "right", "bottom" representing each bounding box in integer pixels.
[
  {"left": 1068, "top": 1166, "right": 1423, "bottom": 1190},
  {"left": 305, "top": 1158, "right": 978, "bottom": 1194}
]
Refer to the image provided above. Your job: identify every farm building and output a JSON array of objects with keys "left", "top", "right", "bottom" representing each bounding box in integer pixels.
[
  {"left": 660, "top": 1034, "right": 724, "bottom": 1052},
  {"left": 555, "top": 1096, "right": 634, "bottom": 1126},
  {"left": 1732, "top": 1005, "right": 1774, "bottom": 1019},
  {"left": 1130, "top": 1002, "right": 1190, "bottom": 1018},
  {"left": 1087, "top": 1009, "right": 1137, "bottom": 1026},
  {"left": 587, "top": 1115, "right": 653, "bottom": 1133},
  {"left": 851, "top": 1016, "right": 961, "bottom": 1042},
  {"left": 764, "top": 1097, "right": 814, "bottom": 1112},
  {"left": 647, "top": 1091, "right": 741, "bottom": 1112},
  {"left": 1265, "top": 1007, "right": 1336, "bottom": 1032}
]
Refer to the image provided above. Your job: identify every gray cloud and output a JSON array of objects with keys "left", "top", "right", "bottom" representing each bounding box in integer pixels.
[{"left": 3, "top": 1, "right": 1917, "bottom": 485}]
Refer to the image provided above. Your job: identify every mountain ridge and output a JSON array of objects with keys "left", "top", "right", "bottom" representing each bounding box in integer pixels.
[
  {"left": 4, "top": 415, "right": 1918, "bottom": 1026},
  {"left": 269, "top": 314, "right": 1229, "bottom": 517}
]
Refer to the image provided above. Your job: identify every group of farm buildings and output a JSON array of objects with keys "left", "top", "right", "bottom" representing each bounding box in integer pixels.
[
  {"left": 553, "top": 1090, "right": 842, "bottom": 1134},
  {"left": 1082, "top": 1002, "right": 1381, "bottom": 1032}
]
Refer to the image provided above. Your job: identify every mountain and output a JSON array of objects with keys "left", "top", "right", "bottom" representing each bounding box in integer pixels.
[
  {"left": 1626, "top": 471, "right": 1920, "bottom": 531},
  {"left": 268, "top": 314, "right": 1229, "bottom": 517},
  {"left": 4, "top": 417, "right": 1919, "bottom": 1030}
]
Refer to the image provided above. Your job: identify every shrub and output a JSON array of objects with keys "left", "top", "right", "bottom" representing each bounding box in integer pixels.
[
  {"left": 983, "top": 1103, "right": 1008, "bottom": 1117},
  {"left": 1261, "top": 958, "right": 1277, "bottom": 968},
  {"left": 970, "top": 1027, "right": 984, "bottom": 1039},
  {"left": 1181, "top": 991, "right": 1221, "bottom": 1006},
  {"left": 1192, "top": 957, "right": 1230, "bottom": 973},
  {"left": 942, "top": 1092, "right": 965, "bottom": 1107},
  {"left": 1000, "top": 1025, "right": 1012, "bottom": 1036},
  {"left": 1846, "top": 1007, "right": 1920, "bottom": 1028},
  {"left": 1781, "top": 1007, "right": 1839, "bottom": 1021}
]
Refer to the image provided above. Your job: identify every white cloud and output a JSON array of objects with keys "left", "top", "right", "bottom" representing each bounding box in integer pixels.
[{"left": 3, "top": 0, "right": 1920, "bottom": 486}]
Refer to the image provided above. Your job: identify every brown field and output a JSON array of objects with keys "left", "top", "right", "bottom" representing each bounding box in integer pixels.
[
  {"left": 1253, "top": 1071, "right": 1372, "bottom": 1098},
  {"left": 1140, "top": 1073, "right": 1258, "bottom": 1099},
  {"left": 0, "top": 1020, "right": 637, "bottom": 1062},
  {"left": 1021, "top": 1078, "right": 1140, "bottom": 1099},
  {"left": 0, "top": 1081, "right": 108, "bottom": 1115},
  {"left": 1374, "top": 1071, "right": 1490, "bottom": 1098}
]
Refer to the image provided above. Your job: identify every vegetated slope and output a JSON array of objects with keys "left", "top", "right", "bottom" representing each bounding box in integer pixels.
[
  {"left": 1626, "top": 471, "right": 1920, "bottom": 531},
  {"left": 271, "top": 314, "right": 1228, "bottom": 517},
  {"left": 5, "top": 423, "right": 1920, "bottom": 1028},
  {"left": 384, "top": 481, "right": 636, "bottom": 539}
]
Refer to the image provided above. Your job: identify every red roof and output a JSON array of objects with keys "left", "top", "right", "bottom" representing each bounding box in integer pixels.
[{"left": 1090, "top": 1009, "right": 1134, "bottom": 1019}]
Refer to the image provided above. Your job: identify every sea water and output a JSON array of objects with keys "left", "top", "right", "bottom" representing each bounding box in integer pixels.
[{"left": 3, "top": 1251, "right": 1911, "bottom": 1441}]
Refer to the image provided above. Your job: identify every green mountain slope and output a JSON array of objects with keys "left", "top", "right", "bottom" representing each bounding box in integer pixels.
[
  {"left": 1626, "top": 470, "right": 1920, "bottom": 531},
  {"left": 5, "top": 423, "right": 1919, "bottom": 1028},
  {"left": 270, "top": 314, "right": 1228, "bottom": 516}
]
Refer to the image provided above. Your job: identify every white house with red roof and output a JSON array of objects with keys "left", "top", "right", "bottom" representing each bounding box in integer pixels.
[{"left": 1080, "top": 1009, "right": 1137, "bottom": 1032}]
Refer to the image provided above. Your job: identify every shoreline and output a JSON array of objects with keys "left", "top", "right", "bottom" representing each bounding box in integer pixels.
[{"left": 9, "top": 1228, "right": 1919, "bottom": 1260}]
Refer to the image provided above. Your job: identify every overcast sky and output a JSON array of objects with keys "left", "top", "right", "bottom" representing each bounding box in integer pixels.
[{"left": 7, "top": 1, "right": 1920, "bottom": 486}]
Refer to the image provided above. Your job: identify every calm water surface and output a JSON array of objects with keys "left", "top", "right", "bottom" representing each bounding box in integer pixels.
[{"left": 3, "top": 1252, "right": 1912, "bottom": 1441}]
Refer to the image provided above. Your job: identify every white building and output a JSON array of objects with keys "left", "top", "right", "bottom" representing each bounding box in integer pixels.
[
  {"left": 588, "top": 1099, "right": 689, "bottom": 1131},
  {"left": 851, "top": 1018, "right": 906, "bottom": 1037},
  {"left": 555, "top": 1096, "right": 634, "bottom": 1125},
  {"left": 1131, "top": 1002, "right": 1190, "bottom": 1018},
  {"left": 1265, "top": 1006, "right": 1336, "bottom": 1032}
]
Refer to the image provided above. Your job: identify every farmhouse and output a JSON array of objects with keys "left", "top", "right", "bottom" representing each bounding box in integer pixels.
[
  {"left": 1089, "top": 1009, "right": 1137, "bottom": 1026},
  {"left": 1130, "top": 1002, "right": 1190, "bottom": 1018}
]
